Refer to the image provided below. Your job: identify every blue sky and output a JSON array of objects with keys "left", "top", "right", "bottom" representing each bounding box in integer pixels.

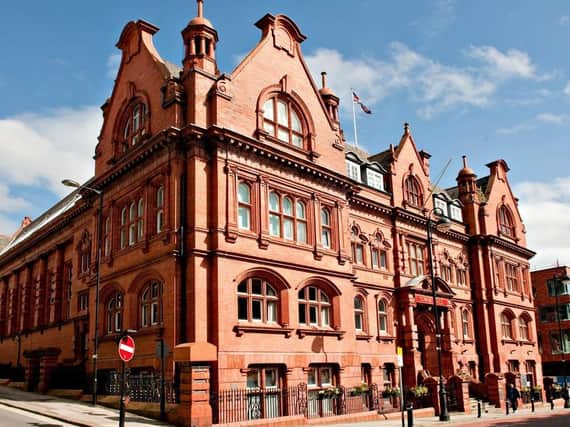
[{"left": 1, "top": 0, "right": 569, "bottom": 268}]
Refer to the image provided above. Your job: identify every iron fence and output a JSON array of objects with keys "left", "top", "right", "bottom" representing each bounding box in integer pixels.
[
  {"left": 210, "top": 383, "right": 380, "bottom": 424},
  {"left": 105, "top": 371, "right": 178, "bottom": 404}
]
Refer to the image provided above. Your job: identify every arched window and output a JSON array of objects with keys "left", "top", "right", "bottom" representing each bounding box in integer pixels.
[
  {"left": 268, "top": 191, "right": 308, "bottom": 243},
  {"left": 237, "top": 278, "right": 278, "bottom": 323},
  {"left": 262, "top": 97, "right": 304, "bottom": 148},
  {"left": 298, "top": 286, "right": 330, "bottom": 327},
  {"left": 120, "top": 102, "right": 147, "bottom": 151},
  {"left": 103, "top": 217, "right": 111, "bottom": 257},
  {"left": 501, "top": 312, "right": 513, "bottom": 339},
  {"left": 141, "top": 281, "right": 162, "bottom": 327},
  {"left": 321, "top": 208, "right": 332, "bottom": 249},
  {"left": 519, "top": 316, "right": 529, "bottom": 341},
  {"left": 371, "top": 233, "right": 388, "bottom": 271},
  {"left": 498, "top": 205, "right": 515, "bottom": 238},
  {"left": 129, "top": 202, "right": 136, "bottom": 245},
  {"left": 378, "top": 300, "right": 388, "bottom": 334},
  {"left": 462, "top": 310, "right": 470, "bottom": 339},
  {"left": 156, "top": 186, "right": 164, "bottom": 233},
  {"left": 237, "top": 182, "right": 252, "bottom": 231},
  {"left": 351, "top": 227, "right": 365, "bottom": 265},
  {"left": 404, "top": 176, "right": 422, "bottom": 207},
  {"left": 120, "top": 207, "right": 127, "bottom": 249},
  {"left": 106, "top": 292, "right": 122, "bottom": 334},
  {"left": 354, "top": 296, "right": 365, "bottom": 332}
]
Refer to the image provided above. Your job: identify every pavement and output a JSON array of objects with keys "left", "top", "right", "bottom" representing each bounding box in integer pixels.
[
  {"left": 327, "top": 404, "right": 570, "bottom": 427},
  {"left": 0, "top": 384, "right": 568, "bottom": 427},
  {"left": 0, "top": 384, "right": 172, "bottom": 426}
]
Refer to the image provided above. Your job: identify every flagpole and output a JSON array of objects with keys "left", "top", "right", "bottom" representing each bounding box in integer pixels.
[{"left": 351, "top": 90, "right": 359, "bottom": 147}]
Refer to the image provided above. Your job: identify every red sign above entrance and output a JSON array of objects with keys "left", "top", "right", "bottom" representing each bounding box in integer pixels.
[
  {"left": 118, "top": 335, "right": 135, "bottom": 362},
  {"left": 415, "top": 294, "right": 450, "bottom": 307}
]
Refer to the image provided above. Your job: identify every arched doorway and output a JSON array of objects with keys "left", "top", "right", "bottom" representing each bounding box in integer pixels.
[{"left": 415, "top": 311, "right": 439, "bottom": 379}]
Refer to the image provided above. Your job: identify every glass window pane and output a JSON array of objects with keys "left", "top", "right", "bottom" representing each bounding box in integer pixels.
[
  {"left": 322, "top": 230, "right": 330, "bottom": 248},
  {"left": 297, "top": 222, "right": 307, "bottom": 243},
  {"left": 269, "top": 214, "right": 280, "bottom": 236},
  {"left": 238, "top": 183, "right": 250, "bottom": 203},
  {"left": 291, "top": 110, "right": 301, "bottom": 132},
  {"left": 238, "top": 207, "right": 251, "bottom": 230},
  {"left": 283, "top": 197, "right": 293, "bottom": 215},
  {"left": 379, "top": 316, "right": 387, "bottom": 332},
  {"left": 252, "top": 279, "right": 262, "bottom": 295},
  {"left": 296, "top": 201, "right": 305, "bottom": 218},
  {"left": 321, "top": 209, "right": 329, "bottom": 225},
  {"left": 269, "top": 192, "right": 279, "bottom": 212},
  {"left": 267, "top": 301, "right": 277, "bottom": 323},
  {"left": 320, "top": 292, "right": 329, "bottom": 303},
  {"left": 263, "top": 99, "right": 274, "bottom": 120},
  {"left": 277, "top": 127, "right": 289, "bottom": 142},
  {"left": 356, "top": 246, "right": 363, "bottom": 264},
  {"left": 284, "top": 218, "right": 294, "bottom": 240},
  {"left": 252, "top": 300, "right": 262, "bottom": 320},
  {"left": 307, "top": 368, "right": 316, "bottom": 386},
  {"left": 355, "top": 313, "right": 362, "bottom": 330},
  {"left": 321, "top": 307, "right": 330, "bottom": 326},
  {"left": 266, "top": 284, "right": 276, "bottom": 297},
  {"left": 371, "top": 250, "right": 379, "bottom": 268},
  {"left": 309, "top": 287, "right": 317, "bottom": 301},
  {"left": 299, "top": 303, "right": 306, "bottom": 324},
  {"left": 354, "top": 297, "right": 362, "bottom": 310},
  {"left": 238, "top": 281, "right": 247, "bottom": 293},
  {"left": 247, "top": 370, "right": 259, "bottom": 389},
  {"left": 238, "top": 297, "right": 248, "bottom": 320},
  {"left": 309, "top": 306, "right": 317, "bottom": 324},
  {"left": 320, "top": 368, "right": 331, "bottom": 385},
  {"left": 263, "top": 122, "right": 275, "bottom": 135},
  {"left": 292, "top": 134, "right": 303, "bottom": 148},
  {"left": 277, "top": 101, "right": 288, "bottom": 126},
  {"left": 265, "top": 369, "right": 278, "bottom": 388}
]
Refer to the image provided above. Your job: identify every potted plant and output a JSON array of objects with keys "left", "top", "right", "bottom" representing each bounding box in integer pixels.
[
  {"left": 382, "top": 386, "right": 400, "bottom": 398},
  {"left": 319, "top": 386, "right": 341, "bottom": 399},
  {"left": 410, "top": 385, "right": 429, "bottom": 398},
  {"left": 351, "top": 382, "right": 369, "bottom": 396}
]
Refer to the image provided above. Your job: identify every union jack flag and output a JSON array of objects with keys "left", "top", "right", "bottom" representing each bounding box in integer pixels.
[{"left": 352, "top": 91, "right": 372, "bottom": 114}]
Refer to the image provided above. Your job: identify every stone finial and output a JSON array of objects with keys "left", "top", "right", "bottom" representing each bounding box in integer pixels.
[
  {"left": 321, "top": 71, "right": 327, "bottom": 89},
  {"left": 404, "top": 122, "right": 410, "bottom": 135},
  {"left": 197, "top": 0, "right": 204, "bottom": 17},
  {"left": 462, "top": 155, "right": 468, "bottom": 168}
]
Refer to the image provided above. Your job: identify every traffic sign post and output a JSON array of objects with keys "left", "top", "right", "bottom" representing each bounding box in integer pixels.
[
  {"left": 397, "top": 346, "right": 405, "bottom": 427},
  {"left": 118, "top": 334, "right": 136, "bottom": 427}
]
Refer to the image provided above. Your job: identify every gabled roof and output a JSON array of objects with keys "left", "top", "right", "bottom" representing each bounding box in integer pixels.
[
  {"left": 368, "top": 147, "right": 394, "bottom": 169},
  {"left": 0, "top": 191, "right": 81, "bottom": 257}
]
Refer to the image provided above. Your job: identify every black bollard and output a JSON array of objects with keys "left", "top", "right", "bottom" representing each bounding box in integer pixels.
[
  {"left": 551, "top": 398, "right": 554, "bottom": 410},
  {"left": 407, "top": 404, "right": 414, "bottom": 427},
  {"left": 477, "top": 399, "right": 481, "bottom": 418},
  {"left": 506, "top": 399, "right": 509, "bottom": 415},
  {"left": 531, "top": 394, "right": 535, "bottom": 412}
]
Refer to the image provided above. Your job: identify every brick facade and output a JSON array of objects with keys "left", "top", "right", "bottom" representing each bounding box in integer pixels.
[{"left": 0, "top": 2, "right": 540, "bottom": 422}]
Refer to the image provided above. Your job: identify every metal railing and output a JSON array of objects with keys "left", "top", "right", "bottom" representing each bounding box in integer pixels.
[{"left": 105, "top": 371, "right": 178, "bottom": 404}]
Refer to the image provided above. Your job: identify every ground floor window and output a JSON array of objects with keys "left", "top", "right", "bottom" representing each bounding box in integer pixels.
[{"left": 245, "top": 366, "right": 283, "bottom": 420}]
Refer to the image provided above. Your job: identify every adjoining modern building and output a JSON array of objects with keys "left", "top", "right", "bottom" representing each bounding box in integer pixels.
[
  {"left": 532, "top": 266, "right": 570, "bottom": 392},
  {"left": 0, "top": 2, "right": 540, "bottom": 425}
]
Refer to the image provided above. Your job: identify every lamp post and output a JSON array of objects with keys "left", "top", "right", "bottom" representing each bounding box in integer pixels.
[
  {"left": 551, "top": 274, "right": 570, "bottom": 407},
  {"left": 425, "top": 208, "right": 452, "bottom": 421},
  {"left": 62, "top": 179, "right": 103, "bottom": 406}
]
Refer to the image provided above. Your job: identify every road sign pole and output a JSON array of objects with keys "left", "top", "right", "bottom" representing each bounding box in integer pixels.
[
  {"left": 119, "top": 360, "right": 126, "bottom": 427},
  {"left": 397, "top": 346, "right": 404, "bottom": 427}
]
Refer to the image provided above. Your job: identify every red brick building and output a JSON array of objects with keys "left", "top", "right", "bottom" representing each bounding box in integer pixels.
[
  {"left": 0, "top": 2, "right": 540, "bottom": 424},
  {"left": 532, "top": 266, "right": 570, "bottom": 388}
]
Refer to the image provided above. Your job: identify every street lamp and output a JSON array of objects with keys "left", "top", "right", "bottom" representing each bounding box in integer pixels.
[
  {"left": 550, "top": 274, "right": 570, "bottom": 408},
  {"left": 62, "top": 179, "right": 103, "bottom": 406},
  {"left": 426, "top": 208, "right": 452, "bottom": 421}
]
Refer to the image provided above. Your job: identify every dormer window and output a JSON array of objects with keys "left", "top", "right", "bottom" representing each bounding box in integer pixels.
[
  {"left": 262, "top": 98, "right": 304, "bottom": 148},
  {"left": 366, "top": 169, "right": 383, "bottom": 191},
  {"left": 119, "top": 101, "right": 148, "bottom": 153},
  {"left": 449, "top": 203, "right": 462, "bottom": 222},
  {"left": 434, "top": 197, "right": 448, "bottom": 217},
  {"left": 346, "top": 160, "right": 361, "bottom": 182}
]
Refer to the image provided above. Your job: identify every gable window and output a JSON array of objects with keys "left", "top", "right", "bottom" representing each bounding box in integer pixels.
[
  {"left": 106, "top": 292, "right": 122, "bottom": 334},
  {"left": 501, "top": 312, "right": 513, "bottom": 339},
  {"left": 141, "top": 281, "right": 162, "bottom": 328},
  {"left": 298, "top": 286, "right": 330, "bottom": 327},
  {"left": 268, "top": 192, "right": 307, "bottom": 243},
  {"left": 407, "top": 242, "right": 425, "bottom": 276},
  {"left": 354, "top": 296, "right": 365, "bottom": 332},
  {"left": 237, "top": 278, "right": 278, "bottom": 323},
  {"left": 378, "top": 299, "right": 388, "bottom": 334},
  {"left": 404, "top": 176, "right": 423, "bottom": 207},
  {"left": 321, "top": 208, "right": 332, "bottom": 249},
  {"left": 449, "top": 204, "right": 462, "bottom": 221},
  {"left": 238, "top": 182, "right": 252, "bottom": 231},
  {"left": 121, "top": 102, "right": 147, "bottom": 151},
  {"left": 346, "top": 161, "right": 361, "bottom": 182},
  {"left": 366, "top": 169, "right": 384, "bottom": 190},
  {"left": 519, "top": 316, "right": 529, "bottom": 341},
  {"left": 498, "top": 205, "right": 515, "bottom": 238},
  {"left": 434, "top": 197, "right": 448, "bottom": 217},
  {"left": 156, "top": 186, "right": 164, "bottom": 233},
  {"left": 456, "top": 268, "right": 467, "bottom": 286},
  {"left": 262, "top": 98, "right": 304, "bottom": 148}
]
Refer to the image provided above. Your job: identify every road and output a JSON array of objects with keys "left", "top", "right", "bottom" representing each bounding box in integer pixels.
[
  {"left": 453, "top": 412, "right": 570, "bottom": 427},
  {"left": 0, "top": 404, "right": 74, "bottom": 427}
]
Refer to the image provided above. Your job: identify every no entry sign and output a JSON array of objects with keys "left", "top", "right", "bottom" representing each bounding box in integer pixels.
[{"left": 118, "top": 335, "right": 135, "bottom": 362}]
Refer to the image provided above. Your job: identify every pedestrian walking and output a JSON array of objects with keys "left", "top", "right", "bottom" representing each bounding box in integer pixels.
[{"left": 507, "top": 383, "right": 520, "bottom": 413}]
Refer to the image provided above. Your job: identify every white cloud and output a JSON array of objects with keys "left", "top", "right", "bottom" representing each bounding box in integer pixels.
[
  {"left": 0, "top": 183, "right": 30, "bottom": 213},
  {"left": 536, "top": 113, "right": 567, "bottom": 124},
  {"left": 0, "top": 106, "right": 102, "bottom": 200},
  {"left": 564, "top": 82, "right": 570, "bottom": 96},
  {"left": 515, "top": 178, "right": 570, "bottom": 269},
  {"left": 306, "top": 42, "right": 545, "bottom": 119},
  {"left": 467, "top": 46, "right": 545, "bottom": 80},
  {"left": 496, "top": 123, "right": 535, "bottom": 135},
  {"left": 107, "top": 53, "right": 121, "bottom": 79}
]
